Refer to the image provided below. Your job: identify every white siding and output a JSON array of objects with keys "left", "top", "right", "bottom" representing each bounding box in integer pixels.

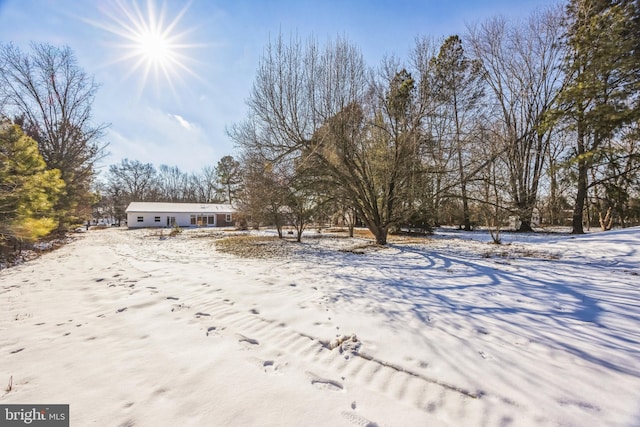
[
  {"left": 125, "top": 202, "right": 235, "bottom": 228},
  {"left": 126, "top": 212, "right": 227, "bottom": 228}
]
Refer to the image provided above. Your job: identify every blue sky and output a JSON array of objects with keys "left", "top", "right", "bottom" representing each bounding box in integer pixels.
[{"left": 0, "top": 0, "right": 560, "bottom": 174}]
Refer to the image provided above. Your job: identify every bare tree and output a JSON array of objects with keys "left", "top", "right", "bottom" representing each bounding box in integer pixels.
[
  {"left": 157, "top": 164, "right": 188, "bottom": 202},
  {"left": 237, "top": 149, "right": 290, "bottom": 237},
  {"left": 188, "top": 166, "right": 218, "bottom": 203},
  {"left": 232, "top": 34, "right": 432, "bottom": 244},
  {"left": 0, "top": 42, "right": 108, "bottom": 227},
  {"left": 543, "top": 126, "right": 572, "bottom": 226},
  {"left": 467, "top": 7, "right": 565, "bottom": 231},
  {"left": 107, "top": 158, "right": 156, "bottom": 202}
]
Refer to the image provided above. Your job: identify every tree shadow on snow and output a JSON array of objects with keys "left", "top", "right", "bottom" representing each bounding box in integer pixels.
[{"left": 309, "top": 242, "right": 640, "bottom": 378}]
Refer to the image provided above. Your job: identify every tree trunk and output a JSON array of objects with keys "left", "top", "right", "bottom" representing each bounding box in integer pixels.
[
  {"left": 461, "top": 182, "right": 471, "bottom": 231},
  {"left": 453, "top": 90, "right": 472, "bottom": 232},
  {"left": 517, "top": 218, "right": 533, "bottom": 232},
  {"left": 295, "top": 220, "right": 304, "bottom": 242},
  {"left": 572, "top": 126, "right": 587, "bottom": 234},
  {"left": 275, "top": 216, "right": 283, "bottom": 238},
  {"left": 369, "top": 224, "right": 388, "bottom": 245},
  {"left": 458, "top": 149, "right": 471, "bottom": 231},
  {"left": 549, "top": 157, "right": 559, "bottom": 225}
]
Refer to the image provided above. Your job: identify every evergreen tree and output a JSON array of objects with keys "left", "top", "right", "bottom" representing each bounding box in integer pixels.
[
  {"left": 214, "top": 155, "right": 242, "bottom": 204},
  {"left": 559, "top": 0, "right": 640, "bottom": 233},
  {"left": 0, "top": 122, "right": 65, "bottom": 243},
  {"left": 431, "top": 35, "right": 484, "bottom": 231},
  {"left": 0, "top": 43, "right": 107, "bottom": 229}
]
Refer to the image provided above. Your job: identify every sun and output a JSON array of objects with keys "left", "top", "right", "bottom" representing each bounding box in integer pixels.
[
  {"left": 87, "top": 0, "right": 201, "bottom": 96},
  {"left": 137, "top": 28, "right": 173, "bottom": 65}
]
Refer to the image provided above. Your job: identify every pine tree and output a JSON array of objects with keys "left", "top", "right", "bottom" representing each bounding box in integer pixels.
[
  {"left": 0, "top": 121, "right": 65, "bottom": 244},
  {"left": 215, "top": 155, "right": 242, "bottom": 204},
  {"left": 560, "top": 0, "right": 640, "bottom": 233},
  {"left": 0, "top": 43, "right": 107, "bottom": 230},
  {"left": 431, "top": 35, "right": 484, "bottom": 231}
]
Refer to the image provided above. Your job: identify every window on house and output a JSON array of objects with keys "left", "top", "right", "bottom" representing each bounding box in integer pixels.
[
  {"left": 154, "top": 216, "right": 161, "bottom": 222},
  {"left": 137, "top": 216, "right": 144, "bottom": 222},
  {"left": 225, "top": 214, "right": 232, "bottom": 222},
  {"left": 208, "top": 216, "right": 215, "bottom": 225},
  {"left": 190, "top": 215, "right": 196, "bottom": 225}
]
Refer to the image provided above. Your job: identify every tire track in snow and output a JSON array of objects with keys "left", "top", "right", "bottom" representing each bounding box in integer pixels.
[{"left": 173, "top": 294, "right": 551, "bottom": 426}]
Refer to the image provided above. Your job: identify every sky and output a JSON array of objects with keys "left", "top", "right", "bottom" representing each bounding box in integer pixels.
[{"left": 0, "top": 0, "right": 560, "bottom": 174}]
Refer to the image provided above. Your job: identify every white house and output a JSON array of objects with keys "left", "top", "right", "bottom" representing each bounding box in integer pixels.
[{"left": 125, "top": 202, "right": 236, "bottom": 228}]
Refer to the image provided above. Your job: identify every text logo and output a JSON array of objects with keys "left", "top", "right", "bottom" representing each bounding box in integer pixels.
[{"left": 1, "top": 405, "right": 68, "bottom": 426}]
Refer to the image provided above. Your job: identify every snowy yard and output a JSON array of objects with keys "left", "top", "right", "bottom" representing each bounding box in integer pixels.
[{"left": 1, "top": 226, "right": 639, "bottom": 426}]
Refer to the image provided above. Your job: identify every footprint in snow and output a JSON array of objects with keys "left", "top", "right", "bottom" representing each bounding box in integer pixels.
[
  {"left": 206, "top": 326, "right": 224, "bottom": 336},
  {"left": 262, "top": 360, "right": 283, "bottom": 375},
  {"left": 238, "top": 334, "right": 259, "bottom": 346},
  {"left": 307, "top": 372, "right": 344, "bottom": 392}
]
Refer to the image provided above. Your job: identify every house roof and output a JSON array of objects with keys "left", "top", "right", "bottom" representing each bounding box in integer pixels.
[{"left": 125, "top": 202, "right": 235, "bottom": 213}]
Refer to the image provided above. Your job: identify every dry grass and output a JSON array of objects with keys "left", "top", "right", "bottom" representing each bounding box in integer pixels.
[
  {"left": 482, "top": 245, "right": 561, "bottom": 260},
  {"left": 338, "top": 242, "right": 381, "bottom": 254},
  {"left": 351, "top": 228, "right": 374, "bottom": 238},
  {"left": 214, "top": 235, "right": 294, "bottom": 258}
]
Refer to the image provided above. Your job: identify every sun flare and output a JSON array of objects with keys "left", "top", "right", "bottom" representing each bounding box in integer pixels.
[
  {"left": 88, "top": 0, "right": 201, "bottom": 95},
  {"left": 137, "top": 29, "right": 173, "bottom": 65}
]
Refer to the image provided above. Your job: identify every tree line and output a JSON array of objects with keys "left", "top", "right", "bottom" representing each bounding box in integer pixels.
[
  {"left": 1, "top": 0, "right": 639, "bottom": 252},
  {"left": 230, "top": 0, "right": 640, "bottom": 244},
  {"left": 93, "top": 156, "right": 241, "bottom": 225}
]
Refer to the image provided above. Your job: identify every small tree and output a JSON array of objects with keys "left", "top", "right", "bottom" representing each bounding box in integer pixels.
[{"left": 236, "top": 152, "right": 289, "bottom": 237}]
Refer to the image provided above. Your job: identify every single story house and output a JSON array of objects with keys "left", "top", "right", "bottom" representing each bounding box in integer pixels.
[{"left": 125, "top": 202, "right": 236, "bottom": 228}]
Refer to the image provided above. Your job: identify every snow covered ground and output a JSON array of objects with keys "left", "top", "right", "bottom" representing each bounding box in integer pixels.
[{"left": 1, "top": 226, "right": 639, "bottom": 426}]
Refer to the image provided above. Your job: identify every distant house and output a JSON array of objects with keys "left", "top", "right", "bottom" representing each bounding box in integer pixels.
[{"left": 125, "top": 202, "right": 235, "bottom": 228}]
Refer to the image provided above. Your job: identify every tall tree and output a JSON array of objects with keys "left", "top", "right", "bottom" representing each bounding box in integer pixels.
[
  {"left": 231, "top": 34, "right": 429, "bottom": 244},
  {"left": 190, "top": 166, "right": 218, "bottom": 203},
  {"left": 558, "top": 0, "right": 640, "bottom": 233},
  {"left": 468, "top": 7, "right": 565, "bottom": 231},
  {"left": 0, "top": 121, "right": 65, "bottom": 244},
  {"left": 411, "top": 36, "right": 452, "bottom": 227},
  {"left": 157, "top": 164, "right": 187, "bottom": 202},
  {"left": 107, "top": 159, "right": 156, "bottom": 202},
  {"left": 0, "top": 43, "right": 107, "bottom": 228},
  {"left": 214, "top": 155, "right": 241, "bottom": 204},
  {"left": 363, "top": 64, "right": 425, "bottom": 239},
  {"left": 431, "top": 35, "right": 485, "bottom": 230}
]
